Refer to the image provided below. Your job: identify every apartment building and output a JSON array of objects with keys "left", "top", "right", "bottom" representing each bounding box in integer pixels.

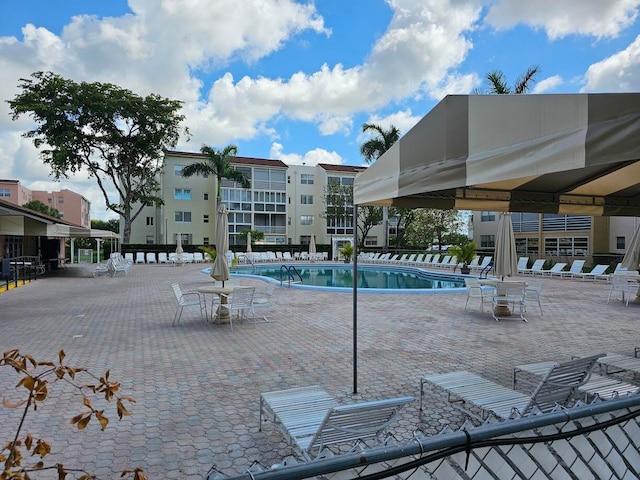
[
  {"left": 0, "top": 179, "right": 91, "bottom": 228},
  {"left": 128, "top": 151, "right": 382, "bottom": 252},
  {"left": 471, "top": 211, "right": 637, "bottom": 261}
]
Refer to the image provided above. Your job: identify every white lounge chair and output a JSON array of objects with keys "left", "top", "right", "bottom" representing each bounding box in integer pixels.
[
  {"left": 576, "top": 264, "right": 610, "bottom": 282},
  {"left": 516, "top": 257, "right": 529, "bottom": 274},
  {"left": 158, "top": 252, "right": 169, "bottom": 264},
  {"left": 464, "top": 277, "right": 487, "bottom": 312},
  {"left": 219, "top": 286, "right": 256, "bottom": 332},
  {"left": 541, "top": 262, "right": 566, "bottom": 276},
  {"left": 421, "top": 354, "right": 603, "bottom": 421},
  {"left": 491, "top": 281, "right": 527, "bottom": 322},
  {"left": 124, "top": 253, "right": 134, "bottom": 264},
  {"left": 193, "top": 252, "right": 205, "bottom": 263},
  {"left": 559, "top": 259, "right": 585, "bottom": 278},
  {"left": 260, "top": 385, "right": 414, "bottom": 460},
  {"left": 520, "top": 259, "right": 545, "bottom": 275},
  {"left": 146, "top": 252, "right": 157, "bottom": 264},
  {"left": 135, "top": 252, "right": 145, "bottom": 264},
  {"left": 471, "top": 255, "right": 492, "bottom": 273}
]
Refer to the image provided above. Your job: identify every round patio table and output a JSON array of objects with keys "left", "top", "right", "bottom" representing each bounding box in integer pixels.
[{"left": 197, "top": 285, "right": 236, "bottom": 323}]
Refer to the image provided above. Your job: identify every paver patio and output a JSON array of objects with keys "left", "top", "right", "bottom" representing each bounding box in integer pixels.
[{"left": 0, "top": 262, "right": 638, "bottom": 478}]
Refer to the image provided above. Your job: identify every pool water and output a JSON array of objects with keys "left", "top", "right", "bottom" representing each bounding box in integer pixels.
[{"left": 224, "top": 263, "right": 466, "bottom": 292}]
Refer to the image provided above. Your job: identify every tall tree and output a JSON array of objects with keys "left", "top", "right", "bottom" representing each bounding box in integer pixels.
[
  {"left": 359, "top": 123, "right": 401, "bottom": 248},
  {"left": 181, "top": 144, "right": 250, "bottom": 247},
  {"left": 356, "top": 205, "right": 383, "bottom": 249},
  {"left": 479, "top": 65, "right": 540, "bottom": 94},
  {"left": 403, "top": 209, "right": 465, "bottom": 250},
  {"left": 181, "top": 144, "right": 250, "bottom": 206},
  {"left": 22, "top": 200, "right": 61, "bottom": 218},
  {"left": 8, "top": 71, "right": 187, "bottom": 243},
  {"left": 322, "top": 180, "right": 353, "bottom": 235}
]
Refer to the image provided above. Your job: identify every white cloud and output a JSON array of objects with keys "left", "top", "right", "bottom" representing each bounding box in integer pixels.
[
  {"left": 485, "top": 0, "right": 640, "bottom": 40},
  {"left": 581, "top": 34, "right": 640, "bottom": 91},
  {"left": 270, "top": 142, "right": 343, "bottom": 166},
  {"left": 532, "top": 75, "right": 563, "bottom": 93},
  {"left": 357, "top": 109, "right": 423, "bottom": 143}
]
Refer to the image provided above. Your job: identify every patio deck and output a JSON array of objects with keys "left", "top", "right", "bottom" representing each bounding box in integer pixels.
[{"left": 0, "top": 263, "right": 637, "bottom": 478}]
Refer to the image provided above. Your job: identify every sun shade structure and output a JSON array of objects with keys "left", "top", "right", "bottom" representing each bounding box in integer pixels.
[{"left": 354, "top": 93, "right": 640, "bottom": 216}]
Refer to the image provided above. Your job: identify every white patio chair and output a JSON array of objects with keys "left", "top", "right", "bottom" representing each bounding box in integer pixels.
[
  {"left": 524, "top": 280, "right": 543, "bottom": 315},
  {"left": 516, "top": 257, "right": 529, "bottom": 274},
  {"left": 193, "top": 252, "right": 205, "bottom": 263},
  {"left": 491, "top": 281, "right": 527, "bottom": 322},
  {"left": 146, "top": 252, "right": 157, "bottom": 264},
  {"left": 464, "top": 277, "right": 486, "bottom": 312},
  {"left": 541, "top": 262, "right": 566, "bottom": 276},
  {"left": 252, "top": 282, "right": 276, "bottom": 322},
  {"left": 158, "top": 252, "right": 169, "bottom": 264},
  {"left": 560, "top": 259, "right": 585, "bottom": 278},
  {"left": 576, "top": 264, "right": 610, "bottom": 282},
  {"left": 219, "top": 286, "right": 256, "bottom": 332},
  {"left": 171, "top": 283, "right": 205, "bottom": 326},
  {"left": 520, "top": 259, "right": 545, "bottom": 275},
  {"left": 607, "top": 274, "right": 639, "bottom": 306},
  {"left": 135, "top": 252, "right": 145, "bottom": 264}
]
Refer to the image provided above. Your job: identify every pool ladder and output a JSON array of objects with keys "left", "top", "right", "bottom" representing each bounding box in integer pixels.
[{"left": 280, "top": 264, "right": 303, "bottom": 287}]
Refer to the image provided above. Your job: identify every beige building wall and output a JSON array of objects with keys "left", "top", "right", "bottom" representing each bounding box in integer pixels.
[{"left": 0, "top": 179, "right": 32, "bottom": 206}]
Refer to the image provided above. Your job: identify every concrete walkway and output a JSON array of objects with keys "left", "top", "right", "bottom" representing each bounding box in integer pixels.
[{"left": 0, "top": 263, "right": 637, "bottom": 478}]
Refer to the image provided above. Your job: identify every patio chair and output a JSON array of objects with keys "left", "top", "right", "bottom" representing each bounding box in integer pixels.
[
  {"left": 259, "top": 385, "right": 414, "bottom": 460},
  {"left": 491, "top": 281, "right": 527, "bottom": 322},
  {"left": 513, "top": 355, "right": 639, "bottom": 402},
  {"left": 575, "top": 264, "right": 610, "bottom": 282},
  {"left": 559, "top": 259, "right": 585, "bottom": 278},
  {"left": 471, "top": 255, "right": 492, "bottom": 273},
  {"left": 464, "top": 277, "right": 486, "bottom": 312},
  {"left": 146, "top": 252, "right": 157, "bottom": 264},
  {"left": 193, "top": 252, "right": 205, "bottom": 263},
  {"left": 420, "top": 354, "right": 603, "bottom": 421},
  {"left": 135, "top": 252, "right": 145, "bottom": 264},
  {"left": 252, "top": 282, "right": 276, "bottom": 322},
  {"left": 607, "top": 274, "right": 639, "bottom": 306},
  {"left": 124, "top": 253, "right": 134, "bottom": 263},
  {"left": 171, "top": 283, "right": 205, "bottom": 326},
  {"left": 520, "top": 259, "right": 545, "bottom": 275},
  {"left": 219, "top": 286, "right": 256, "bottom": 332},
  {"left": 524, "top": 281, "right": 543, "bottom": 315},
  {"left": 158, "top": 252, "right": 169, "bottom": 264}
]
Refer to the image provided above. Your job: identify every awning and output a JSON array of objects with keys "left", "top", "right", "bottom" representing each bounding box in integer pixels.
[{"left": 354, "top": 93, "right": 640, "bottom": 216}]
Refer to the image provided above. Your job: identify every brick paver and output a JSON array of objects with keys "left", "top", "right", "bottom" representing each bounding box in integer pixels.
[{"left": 0, "top": 263, "right": 638, "bottom": 478}]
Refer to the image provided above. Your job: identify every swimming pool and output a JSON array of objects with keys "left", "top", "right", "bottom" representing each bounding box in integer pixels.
[{"left": 203, "top": 263, "right": 466, "bottom": 294}]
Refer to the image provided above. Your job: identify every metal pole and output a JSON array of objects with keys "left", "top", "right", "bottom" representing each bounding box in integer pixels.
[{"left": 352, "top": 204, "right": 358, "bottom": 394}]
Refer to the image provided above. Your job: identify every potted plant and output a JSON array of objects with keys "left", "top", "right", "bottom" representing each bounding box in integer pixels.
[
  {"left": 448, "top": 241, "right": 477, "bottom": 274},
  {"left": 338, "top": 243, "right": 354, "bottom": 263}
]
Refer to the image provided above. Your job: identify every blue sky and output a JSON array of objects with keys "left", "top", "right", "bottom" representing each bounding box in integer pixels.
[{"left": 1, "top": 0, "right": 640, "bottom": 219}]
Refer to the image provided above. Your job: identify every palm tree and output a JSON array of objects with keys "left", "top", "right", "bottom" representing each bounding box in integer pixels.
[
  {"left": 181, "top": 144, "right": 251, "bottom": 202},
  {"left": 360, "top": 123, "right": 401, "bottom": 162},
  {"left": 359, "top": 123, "right": 401, "bottom": 248},
  {"left": 479, "top": 65, "right": 540, "bottom": 94}
]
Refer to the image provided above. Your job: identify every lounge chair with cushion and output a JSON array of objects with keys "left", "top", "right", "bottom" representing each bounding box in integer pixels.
[
  {"left": 259, "top": 385, "right": 414, "bottom": 460},
  {"left": 420, "top": 354, "right": 603, "bottom": 421}
]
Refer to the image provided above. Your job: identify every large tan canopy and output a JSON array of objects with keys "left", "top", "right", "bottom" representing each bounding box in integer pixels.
[{"left": 354, "top": 93, "right": 640, "bottom": 216}]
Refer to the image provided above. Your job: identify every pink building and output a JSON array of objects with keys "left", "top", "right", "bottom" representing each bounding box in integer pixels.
[{"left": 0, "top": 180, "right": 91, "bottom": 228}]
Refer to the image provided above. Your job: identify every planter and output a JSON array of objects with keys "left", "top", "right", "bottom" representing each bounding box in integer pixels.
[{"left": 460, "top": 266, "right": 471, "bottom": 274}]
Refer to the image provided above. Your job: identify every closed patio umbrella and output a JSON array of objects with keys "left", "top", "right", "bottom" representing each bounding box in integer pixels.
[
  {"left": 246, "top": 231, "right": 252, "bottom": 253},
  {"left": 175, "top": 232, "right": 184, "bottom": 265},
  {"left": 309, "top": 235, "right": 316, "bottom": 261},
  {"left": 211, "top": 204, "right": 230, "bottom": 285},
  {"left": 493, "top": 213, "right": 517, "bottom": 279},
  {"left": 621, "top": 222, "right": 640, "bottom": 270}
]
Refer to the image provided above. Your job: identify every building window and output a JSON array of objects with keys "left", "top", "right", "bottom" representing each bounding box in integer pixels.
[
  {"left": 300, "top": 174, "right": 314, "bottom": 185},
  {"left": 0, "top": 189, "right": 10, "bottom": 197},
  {"left": 174, "top": 165, "right": 184, "bottom": 176},
  {"left": 47, "top": 198, "right": 52, "bottom": 204},
  {"left": 175, "top": 211, "right": 192, "bottom": 222},
  {"left": 146, "top": 217, "right": 154, "bottom": 226},
  {"left": 544, "top": 236, "right": 589, "bottom": 256},
  {"left": 365, "top": 236, "right": 377, "bottom": 246},
  {"left": 300, "top": 235, "right": 311, "bottom": 245},
  {"left": 481, "top": 211, "right": 495, "bottom": 222},
  {"left": 174, "top": 188, "right": 191, "bottom": 200},
  {"left": 203, "top": 214, "right": 209, "bottom": 223},
  {"left": 145, "top": 235, "right": 154, "bottom": 244},
  {"left": 480, "top": 235, "right": 495, "bottom": 248},
  {"left": 58, "top": 197, "right": 64, "bottom": 204},
  {"left": 58, "top": 211, "right": 64, "bottom": 217},
  {"left": 203, "top": 237, "right": 209, "bottom": 245},
  {"left": 300, "top": 194, "right": 313, "bottom": 205},
  {"left": 300, "top": 215, "right": 314, "bottom": 225},
  {"left": 617, "top": 236, "right": 626, "bottom": 249},
  {"left": 204, "top": 193, "right": 209, "bottom": 200}
]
